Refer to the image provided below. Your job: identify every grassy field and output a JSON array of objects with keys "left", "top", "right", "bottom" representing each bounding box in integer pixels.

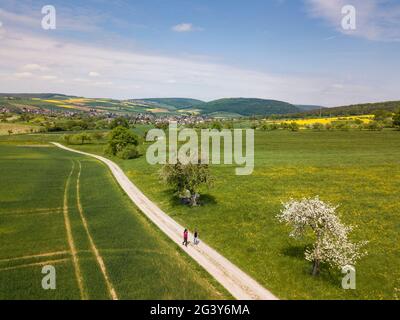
[
  {"left": 0, "top": 123, "right": 41, "bottom": 135},
  {"left": 1, "top": 129, "right": 399, "bottom": 299},
  {"left": 0, "top": 142, "right": 229, "bottom": 299},
  {"left": 48, "top": 129, "right": 400, "bottom": 300}
]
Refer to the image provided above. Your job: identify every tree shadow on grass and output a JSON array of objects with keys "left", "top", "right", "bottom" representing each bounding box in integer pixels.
[
  {"left": 161, "top": 189, "right": 218, "bottom": 209},
  {"left": 282, "top": 244, "right": 344, "bottom": 288},
  {"left": 199, "top": 194, "right": 217, "bottom": 206},
  {"left": 160, "top": 189, "right": 181, "bottom": 208},
  {"left": 282, "top": 245, "right": 307, "bottom": 259}
]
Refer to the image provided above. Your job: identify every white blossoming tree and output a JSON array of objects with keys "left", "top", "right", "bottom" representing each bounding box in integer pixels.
[{"left": 277, "top": 196, "right": 368, "bottom": 276}]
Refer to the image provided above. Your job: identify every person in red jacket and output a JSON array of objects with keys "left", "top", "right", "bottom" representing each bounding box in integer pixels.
[{"left": 183, "top": 229, "right": 188, "bottom": 247}]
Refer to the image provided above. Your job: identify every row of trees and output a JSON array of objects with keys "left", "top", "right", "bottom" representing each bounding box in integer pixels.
[
  {"left": 10, "top": 114, "right": 135, "bottom": 133},
  {"left": 63, "top": 125, "right": 141, "bottom": 160},
  {"left": 63, "top": 131, "right": 106, "bottom": 145},
  {"left": 254, "top": 119, "right": 396, "bottom": 132},
  {"left": 155, "top": 120, "right": 233, "bottom": 131},
  {"left": 394, "top": 111, "right": 400, "bottom": 127}
]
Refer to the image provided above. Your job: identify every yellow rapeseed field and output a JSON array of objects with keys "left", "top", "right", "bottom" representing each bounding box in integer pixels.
[
  {"left": 65, "top": 98, "right": 91, "bottom": 104},
  {"left": 44, "top": 99, "right": 66, "bottom": 104},
  {"left": 278, "top": 115, "right": 374, "bottom": 126},
  {"left": 57, "top": 104, "right": 78, "bottom": 109}
]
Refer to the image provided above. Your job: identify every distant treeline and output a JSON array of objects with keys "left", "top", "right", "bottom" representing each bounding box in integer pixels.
[{"left": 279, "top": 101, "right": 400, "bottom": 119}]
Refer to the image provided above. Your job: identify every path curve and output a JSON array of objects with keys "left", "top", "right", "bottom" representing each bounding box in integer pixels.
[{"left": 52, "top": 142, "right": 278, "bottom": 300}]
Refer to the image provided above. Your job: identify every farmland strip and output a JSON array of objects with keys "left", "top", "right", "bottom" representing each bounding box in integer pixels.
[
  {"left": 62, "top": 161, "right": 87, "bottom": 300},
  {"left": 76, "top": 161, "right": 118, "bottom": 300}
]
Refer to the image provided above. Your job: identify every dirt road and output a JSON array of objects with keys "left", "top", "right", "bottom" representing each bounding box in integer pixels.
[{"left": 52, "top": 142, "right": 278, "bottom": 300}]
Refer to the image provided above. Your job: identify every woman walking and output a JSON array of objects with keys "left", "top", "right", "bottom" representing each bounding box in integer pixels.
[
  {"left": 183, "top": 229, "right": 188, "bottom": 247},
  {"left": 193, "top": 230, "right": 199, "bottom": 245}
]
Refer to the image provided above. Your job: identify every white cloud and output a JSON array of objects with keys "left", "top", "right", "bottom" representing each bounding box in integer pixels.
[
  {"left": 172, "top": 23, "right": 203, "bottom": 32},
  {"left": 305, "top": 0, "right": 400, "bottom": 41},
  {"left": 22, "top": 63, "right": 48, "bottom": 72},
  {"left": 0, "top": 17, "right": 398, "bottom": 106},
  {"left": 13, "top": 72, "right": 32, "bottom": 78},
  {"left": 89, "top": 71, "right": 100, "bottom": 77},
  {"left": 41, "top": 75, "right": 58, "bottom": 80}
]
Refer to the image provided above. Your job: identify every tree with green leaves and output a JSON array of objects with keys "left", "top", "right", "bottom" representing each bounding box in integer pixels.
[
  {"left": 288, "top": 122, "right": 299, "bottom": 132},
  {"left": 62, "top": 133, "right": 90, "bottom": 145},
  {"left": 210, "top": 121, "right": 223, "bottom": 131},
  {"left": 373, "top": 109, "right": 392, "bottom": 121},
  {"left": 250, "top": 121, "right": 259, "bottom": 130},
  {"left": 223, "top": 121, "right": 234, "bottom": 130},
  {"left": 77, "top": 133, "right": 92, "bottom": 144},
  {"left": 106, "top": 126, "right": 139, "bottom": 156},
  {"left": 393, "top": 111, "right": 400, "bottom": 129},
  {"left": 109, "top": 117, "right": 130, "bottom": 129},
  {"left": 160, "top": 159, "right": 214, "bottom": 207},
  {"left": 155, "top": 122, "right": 169, "bottom": 130}
]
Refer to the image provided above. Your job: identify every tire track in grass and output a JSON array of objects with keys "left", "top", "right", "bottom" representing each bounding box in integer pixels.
[
  {"left": 0, "top": 259, "right": 69, "bottom": 272},
  {"left": 76, "top": 161, "right": 118, "bottom": 300},
  {"left": 1, "top": 210, "right": 62, "bottom": 218},
  {"left": 0, "top": 251, "right": 68, "bottom": 263},
  {"left": 0, "top": 207, "right": 63, "bottom": 215},
  {"left": 63, "top": 161, "right": 87, "bottom": 300}
]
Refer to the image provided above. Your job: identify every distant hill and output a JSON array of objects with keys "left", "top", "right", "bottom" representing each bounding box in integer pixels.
[
  {"left": 0, "top": 93, "right": 75, "bottom": 100},
  {"left": 193, "top": 98, "right": 299, "bottom": 116},
  {"left": 298, "top": 101, "right": 400, "bottom": 117},
  {"left": 9, "top": 93, "right": 396, "bottom": 119},
  {"left": 0, "top": 94, "right": 203, "bottom": 115},
  {"left": 138, "top": 98, "right": 204, "bottom": 109},
  {"left": 0, "top": 94, "right": 300, "bottom": 117},
  {"left": 295, "top": 104, "right": 324, "bottom": 112}
]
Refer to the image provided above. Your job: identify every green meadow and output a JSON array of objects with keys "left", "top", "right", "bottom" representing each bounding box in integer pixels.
[
  {"left": 0, "top": 123, "right": 41, "bottom": 135},
  {"left": 1, "top": 129, "right": 399, "bottom": 300},
  {"left": 59, "top": 129, "right": 400, "bottom": 300},
  {"left": 0, "top": 142, "right": 228, "bottom": 299}
]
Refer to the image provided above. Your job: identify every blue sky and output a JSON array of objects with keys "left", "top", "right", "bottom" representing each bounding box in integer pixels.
[{"left": 0, "top": 0, "right": 399, "bottom": 106}]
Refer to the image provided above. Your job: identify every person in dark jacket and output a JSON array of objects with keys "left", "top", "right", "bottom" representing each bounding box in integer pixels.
[{"left": 183, "top": 229, "right": 188, "bottom": 247}]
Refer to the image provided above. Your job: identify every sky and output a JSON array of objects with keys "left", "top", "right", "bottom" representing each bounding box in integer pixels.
[{"left": 0, "top": 0, "right": 399, "bottom": 106}]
